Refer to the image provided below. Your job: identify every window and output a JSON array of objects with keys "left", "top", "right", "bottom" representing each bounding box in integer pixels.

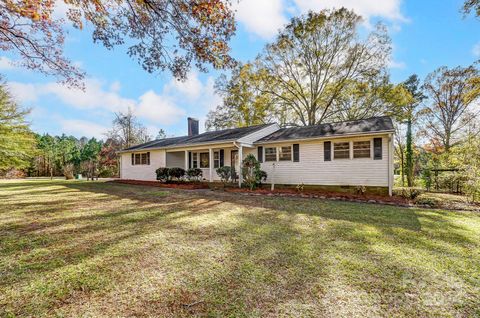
[
  {"left": 192, "top": 153, "right": 198, "bottom": 168},
  {"left": 200, "top": 152, "right": 209, "bottom": 168},
  {"left": 214, "top": 151, "right": 220, "bottom": 168},
  {"left": 334, "top": 142, "right": 350, "bottom": 159},
  {"left": 374, "top": 138, "right": 382, "bottom": 160},
  {"left": 293, "top": 144, "right": 300, "bottom": 162},
  {"left": 353, "top": 141, "right": 371, "bottom": 158},
  {"left": 265, "top": 147, "right": 277, "bottom": 161},
  {"left": 279, "top": 146, "right": 292, "bottom": 161},
  {"left": 324, "top": 141, "right": 331, "bottom": 161},
  {"left": 133, "top": 152, "right": 150, "bottom": 165}
]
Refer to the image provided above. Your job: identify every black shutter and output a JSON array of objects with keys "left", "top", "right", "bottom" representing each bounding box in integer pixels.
[
  {"left": 147, "top": 152, "right": 150, "bottom": 165},
  {"left": 374, "top": 138, "right": 382, "bottom": 160},
  {"left": 219, "top": 149, "right": 224, "bottom": 167},
  {"left": 131, "top": 153, "right": 134, "bottom": 165},
  {"left": 293, "top": 144, "right": 300, "bottom": 162},
  {"left": 188, "top": 151, "right": 192, "bottom": 169},
  {"left": 257, "top": 146, "right": 263, "bottom": 163},
  {"left": 324, "top": 141, "right": 331, "bottom": 161}
]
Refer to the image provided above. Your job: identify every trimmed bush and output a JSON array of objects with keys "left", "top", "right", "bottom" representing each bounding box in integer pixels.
[
  {"left": 186, "top": 168, "right": 202, "bottom": 181},
  {"left": 156, "top": 167, "right": 170, "bottom": 182},
  {"left": 242, "top": 154, "right": 263, "bottom": 190},
  {"left": 216, "top": 166, "right": 234, "bottom": 183},
  {"left": 393, "top": 187, "right": 423, "bottom": 200},
  {"left": 258, "top": 170, "right": 267, "bottom": 185},
  {"left": 169, "top": 167, "right": 186, "bottom": 180}
]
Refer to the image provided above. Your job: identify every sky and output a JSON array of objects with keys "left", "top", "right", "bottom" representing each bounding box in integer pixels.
[{"left": 1, "top": 0, "right": 479, "bottom": 140}]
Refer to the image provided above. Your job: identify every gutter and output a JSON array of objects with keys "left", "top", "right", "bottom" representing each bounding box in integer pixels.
[{"left": 253, "top": 130, "right": 395, "bottom": 145}]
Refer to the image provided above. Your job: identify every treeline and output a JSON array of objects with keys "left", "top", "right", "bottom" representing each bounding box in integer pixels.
[{"left": 28, "top": 134, "right": 118, "bottom": 179}]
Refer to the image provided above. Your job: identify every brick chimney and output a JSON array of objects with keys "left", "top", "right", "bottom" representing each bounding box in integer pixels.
[{"left": 188, "top": 117, "right": 199, "bottom": 136}]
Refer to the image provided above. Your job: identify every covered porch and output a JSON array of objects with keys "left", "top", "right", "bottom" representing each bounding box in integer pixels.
[{"left": 165, "top": 142, "right": 254, "bottom": 186}]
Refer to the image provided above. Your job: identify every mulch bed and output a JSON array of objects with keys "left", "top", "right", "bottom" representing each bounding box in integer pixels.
[
  {"left": 111, "top": 179, "right": 210, "bottom": 190},
  {"left": 224, "top": 187, "right": 411, "bottom": 206},
  {"left": 112, "top": 179, "right": 410, "bottom": 206}
]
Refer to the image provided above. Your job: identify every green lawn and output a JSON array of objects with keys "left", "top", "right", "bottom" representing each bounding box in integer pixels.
[{"left": 1, "top": 180, "right": 479, "bottom": 317}]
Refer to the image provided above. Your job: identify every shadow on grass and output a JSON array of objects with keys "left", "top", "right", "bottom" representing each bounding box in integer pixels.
[{"left": 1, "top": 180, "right": 479, "bottom": 316}]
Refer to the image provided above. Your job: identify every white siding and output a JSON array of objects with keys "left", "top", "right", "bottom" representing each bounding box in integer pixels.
[
  {"left": 247, "top": 135, "right": 390, "bottom": 187},
  {"left": 120, "top": 150, "right": 165, "bottom": 181},
  {"left": 237, "top": 124, "right": 280, "bottom": 145}
]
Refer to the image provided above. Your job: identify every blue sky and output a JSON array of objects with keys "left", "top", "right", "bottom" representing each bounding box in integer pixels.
[{"left": 1, "top": 0, "right": 479, "bottom": 139}]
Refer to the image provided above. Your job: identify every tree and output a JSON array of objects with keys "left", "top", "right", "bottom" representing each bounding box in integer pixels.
[
  {"left": 0, "top": 0, "right": 236, "bottom": 87},
  {"left": 206, "top": 63, "right": 277, "bottom": 130},
  {"left": 401, "top": 74, "right": 426, "bottom": 187},
  {"left": 80, "top": 138, "right": 102, "bottom": 180},
  {"left": 257, "top": 9, "right": 391, "bottom": 126},
  {"left": 107, "top": 108, "right": 150, "bottom": 148},
  {"left": 333, "top": 78, "right": 411, "bottom": 121},
  {"left": 0, "top": 81, "right": 35, "bottom": 171},
  {"left": 462, "top": 0, "right": 480, "bottom": 18},
  {"left": 422, "top": 65, "right": 480, "bottom": 152},
  {"left": 156, "top": 129, "right": 167, "bottom": 139}
]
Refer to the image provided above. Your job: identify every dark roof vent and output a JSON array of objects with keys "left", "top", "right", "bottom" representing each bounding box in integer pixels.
[{"left": 188, "top": 117, "right": 199, "bottom": 136}]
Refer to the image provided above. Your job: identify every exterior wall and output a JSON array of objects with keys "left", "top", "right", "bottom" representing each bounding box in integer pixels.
[
  {"left": 247, "top": 134, "right": 391, "bottom": 187},
  {"left": 120, "top": 150, "right": 165, "bottom": 181},
  {"left": 237, "top": 124, "right": 280, "bottom": 145}
]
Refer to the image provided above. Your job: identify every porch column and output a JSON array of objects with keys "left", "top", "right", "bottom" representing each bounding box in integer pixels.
[
  {"left": 184, "top": 150, "right": 189, "bottom": 170},
  {"left": 209, "top": 148, "right": 213, "bottom": 182},
  {"left": 238, "top": 145, "right": 243, "bottom": 188}
]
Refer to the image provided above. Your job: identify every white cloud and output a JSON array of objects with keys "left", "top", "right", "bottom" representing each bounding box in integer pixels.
[
  {"left": 137, "top": 91, "right": 186, "bottom": 125},
  {"left": 293, "top": 0, "right": 406, "bottom": 22},
  {"left": 165, "top": 72, "right": 203, "bottom": 100},
  {"left": 388, "top": 59, "right": 406, "bottom": 69},
  {"left": 473, "top": 42, "right": 480, "bottom": 57},
  {"left": 233, "top": 0, "right": 407, "bottom": 39},
  {"left": 8, "top": 82, "right": 40, "bottom": 102},
  {"left": 233, "top": 0, "right": 287, "bottom": 39},
  {"left": 0, "top": 56, "right": 15, "bottom": 70},
  {"left": 59, "top": 119, "right": 108, "bottom": 139}
]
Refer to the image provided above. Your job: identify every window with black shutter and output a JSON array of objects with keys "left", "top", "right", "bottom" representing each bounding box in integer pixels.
[
  {"left": 324, "top": 141, "right": 331, "bottom": 161},
  {"left": 374, "top": 138, "right": 382, "bottom": 160},
  {"left": 147, "top": 152, "right": 150, "bottom": 165},
  {"left": 257, "top": 146, "right": 263, "bottom": 163},
  {"left": 293, "top": 144, "right": 299, "bottom": 162},
  {"left": 220, "top": 149, "right": 224, "bottom": 167},
  {"left": 131, "top": 153, "right": 134, "bottom": 165},
  {"left": 188, "top": 152, "right": 192, "bottom": 169}
]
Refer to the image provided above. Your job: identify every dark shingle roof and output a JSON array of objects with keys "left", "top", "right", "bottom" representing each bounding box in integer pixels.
[
  {"left": 256, "top": 116, "right": 394, "bottom": 143},
  {"left": 122, "top": 124, "right": 272, "bottom": 151}
]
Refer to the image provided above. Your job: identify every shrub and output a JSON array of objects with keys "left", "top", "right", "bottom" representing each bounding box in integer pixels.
[
  {"left": 186, "top": 168, "right": 202, "bottom": 181},
  {"left": 393, "top": 187, "right": 423, "bottom": 200},
  {"left": 414, "top": 195, "right": 440, "bottom": 207},
  {"left": 242, "top": 154, "right": 262, "bottom": 190},
  {"left": 355, "top": 185, "right": 367, "bottom": 195},
  {"left": 258, "top": 170, "right": 267, "bottom": 185},
  {"left": 156, "top": 167, "right": 170, "bottom": 182},
  {"left": 216, "top": 166, "right": 234, "bottom": 183},
  {"left": 169, "top": 167, "right": 186, "bottom": 180}
]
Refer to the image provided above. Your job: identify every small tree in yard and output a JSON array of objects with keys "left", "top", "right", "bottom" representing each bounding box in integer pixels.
[{"left": 241, "top": 154, "right": 267, "bottom": 190}]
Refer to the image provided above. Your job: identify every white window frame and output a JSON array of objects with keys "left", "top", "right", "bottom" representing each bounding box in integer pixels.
[
  {"left": 199, "top": 152, "right": 209, "bottom": 168},
  {"left": 333, "top": 142, "right": 350, "bottom": 160},
  {"left": 353, "top": 140, "right": 371, "bottom": 159},
  {"left": 213, "top": 151, "right": 220, "bottom": 168},
  {"left": 264, "top": 147, "right": 277, "bottom": 162},
  {"left": 279, "top": 145, "right": 292, "bottom": 161}
]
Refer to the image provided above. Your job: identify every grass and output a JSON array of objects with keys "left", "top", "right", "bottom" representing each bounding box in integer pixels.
[{"left": 0, "top": 180, "right": 479, "bottom": 317}]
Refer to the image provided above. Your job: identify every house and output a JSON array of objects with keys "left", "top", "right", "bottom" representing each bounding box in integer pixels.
[{"left": 118, "top": 116, "right": 395, "bottom": 195}]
